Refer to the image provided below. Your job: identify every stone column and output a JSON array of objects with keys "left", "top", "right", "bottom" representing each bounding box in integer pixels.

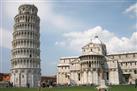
[
  {"left": 19, "top": 71, "right": 21, "bottom": 87},
  {"left": 88, "top": 70, "right": 92, "bottom": 84},
  {"left": 83, "top": 70, "right": 87, "bottom": 84},
  {"left": 31, "top": 74, "right": 34, "bottom": 87},
  {"left": 80, "top": 72, "right": 83, "bottom": 85}
]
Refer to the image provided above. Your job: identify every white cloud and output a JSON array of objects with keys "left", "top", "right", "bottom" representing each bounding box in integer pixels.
[
  {"left": 2, "top": 0, "right": 53, "bottom": 20},
  {"left": 124, "top": 3, "right": 137, "bottom": 31},
  {"left": 2, "top": 0, "right": 82, "bottom": 31},
  {"left": 125, "top": 3, "right": 137, "bottom": 14},
  {"left": 132, "top": 23, "right": 137, "bottom": 30},
  {"left": 0, "top": 28, "right": 12, "bottom": 49},
  {"left": 124, "top": 3, "right": 137, "bottom": 18},
  {"left": 1, "top": 0, "right": 82, "bottom": 49},
  {"left": 55, "top": 26, "right": 137, "bottom": 54}
]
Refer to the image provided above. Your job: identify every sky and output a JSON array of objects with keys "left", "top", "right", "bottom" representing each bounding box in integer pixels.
[{"left": 0, "top": 0, "right": 137, "bottom": 76}]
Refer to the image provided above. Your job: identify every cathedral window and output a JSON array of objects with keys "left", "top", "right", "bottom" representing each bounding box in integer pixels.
[
  {"left": 106, "top": 72, "right": 109, "bottom": 80},
  {"left": 65, "top": 74, "right": 67, "bottom": 78},
  {"left": 125, "top": 62, "right": 127, "bottom": 66},
  {"left": 22, "top": 75, "right": 24, "bottom": 78},
  {"left": 15, "top": 62, "right": 17, "bottom": 66},
  {"left": 93, "top": 68, "right": 96, "bottom": 71},
  {"left": 129, "top": 70, "right": 132, "bottom": 72},
  {"left": 89, "top": 63, "right": 91, "bottom": 67},
  {"left": 30, "top": 54, "right": 32, "bottom": 58},
  {"left": 130, "top": 62, "right": 132, "bottom": 66},
  {"left": 119, "top": 55, "right": 121, "bottom": 59},
  {"left": 134, "top": 70, "right": 137, "bottom": 74},
  {"left": 125, "top": 69, "right": 127, "bottom": 72},
  {"left": 78, "top": 73, "right": 80, "bottom": 81},
  {"left": 133, "top": 54, "right": 135, "bottom": 57},
  {"left": 125, "top": 54, "right": 128, "bottom": 58}
]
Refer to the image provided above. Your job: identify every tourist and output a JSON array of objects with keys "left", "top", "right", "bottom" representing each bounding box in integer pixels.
[
  {"left": 26, "top": 83, "right": 30, "bottom": 88},
  {"left": 38, "top": 81, "right": 41, "bottom": 91}
]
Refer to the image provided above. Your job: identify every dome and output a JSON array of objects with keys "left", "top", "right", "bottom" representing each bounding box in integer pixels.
[{"left": 91, "top": 36, "right": 102, "bottom": 44}]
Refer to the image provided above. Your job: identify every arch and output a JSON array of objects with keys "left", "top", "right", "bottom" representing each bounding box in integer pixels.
[
  {"left": 17, "top": 31, "right": 19, "bottom": 36},
  {"left": 25, "top": 24, "right": 27, "bottom": 29},
  {"left": 24, "top": 31, "right": 26, "bottom": 36},
  {"left": 27, "top": 49, "right": 29, "bottom": 53},
  {"left": 20, "top": 49, "right": 23, "bottom": 53},
  {"left": 23, "top": 15, "right": 24, "bottom": 22},
  {"left": 20, "top": 16, "right": 22, "bottom": 21},
  {"left": 25, "top": 15, "right": 27, "bottom": 22},
  {"left": 27, "top": 40, "right": 29, "bottom": 44},
  {"left": 28, "top": 16, "right": 30, "bottom": 22},
  {"left": 28, "top": 24, "right": 30, "bottom": 29},
  {"left": 21, "top": 31, "right": 23, "bottom": 35},
  {"left": 30, "top": 49, "right": 32, "bottom": 53},
  {"left": 17, "top": 49, "right": 19, "bottom": 54},
  {"left": 20, "top": 40, "right": 23, "bottom": 46},
  {"left": 17, "top": 40, "right": 20, "bottom": 46},
  {"left": 30, "top": 16, "right": 33, "bottom": 22},
  {"left": 27, "top": 31, "right": 29, "bottom": 38},
  {"left": 23, "top": 40, "right": 25, "bottom": 46},
  {"left": 24, "top": 40, "right": 26, "bottom": 45},
  {"left": 24, "top": 49, "right": 26, "bottom": 54},
  {"left": 17, "top": 17, "right": 19, "bottom": 23}
]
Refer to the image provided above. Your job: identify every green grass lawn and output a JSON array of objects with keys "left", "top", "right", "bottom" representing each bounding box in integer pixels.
[{"left": 0, "top": 85, "right": 136, "bottom": 91}]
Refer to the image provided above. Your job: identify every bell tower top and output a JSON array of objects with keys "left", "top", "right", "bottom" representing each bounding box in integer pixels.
[
  {"left": 18, "top": 4, "right": 38, "bottom": 15},
  {"left": 91, "top": 35, "right": 102, "bottom": 44}
]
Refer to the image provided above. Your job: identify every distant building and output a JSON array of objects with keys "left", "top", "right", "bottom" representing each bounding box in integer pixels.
[
  {"left": 41, "top": 76, "right": 56, "bottom": 83},
  {"left": 57, "top": 36, "right": 137, "bottom": 85},
  {"left": 10, "top": 4, "right": 41, "bottom": 87},
  {"left": 0, "top": 73, "right": 10, "bottom": 82}
]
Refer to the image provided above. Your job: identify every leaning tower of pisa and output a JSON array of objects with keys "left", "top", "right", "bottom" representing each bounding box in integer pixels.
[{"left": 10, "top": 4, "right": 41, "bottom": 87}]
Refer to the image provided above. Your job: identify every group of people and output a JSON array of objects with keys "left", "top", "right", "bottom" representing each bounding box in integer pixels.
[
  {"left": 37, "top": 81, "right": 54, "bottom": 91},
  {"left": 6, "top": 79, "right": 137, "bottom": 89},
  {"left": 24, "top": 80, "right": 55, "bottom": 88},
  {"left": 38, "top": 81, "right": 55, "bottom": 88},
  {"left": 7, "top": 81, "right": 13, "bottom": 87}
]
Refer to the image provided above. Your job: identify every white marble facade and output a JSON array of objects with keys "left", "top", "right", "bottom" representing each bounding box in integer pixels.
[
  {"left": 10, "top": 4, "right": 41, "bottom": 87},
  {"left": 57, "top": 36, "right": 137, "bottom": 85}
]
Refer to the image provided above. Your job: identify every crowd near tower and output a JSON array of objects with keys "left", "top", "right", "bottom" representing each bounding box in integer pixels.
[{"left": 10, "top": 4, "right": 41, "bottom": 87}]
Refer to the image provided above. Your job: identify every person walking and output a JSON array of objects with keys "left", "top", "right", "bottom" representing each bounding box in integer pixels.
[
  {"left": 26, "top": 83, "right": 30, "bottom": 88},
  {"left": 38, "top": 80, "right": 41, "bottom": 91}
]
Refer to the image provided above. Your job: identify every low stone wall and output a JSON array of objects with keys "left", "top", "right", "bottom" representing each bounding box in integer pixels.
[{"left": 0, "top": 81, "right": 8, "bottom": 88}]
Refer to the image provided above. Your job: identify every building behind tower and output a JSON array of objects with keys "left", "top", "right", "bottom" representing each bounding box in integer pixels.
[{"left": 10, "top": 4, "right": 41, "bottom": 87}]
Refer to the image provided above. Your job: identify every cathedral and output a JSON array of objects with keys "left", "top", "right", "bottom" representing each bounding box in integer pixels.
[{"left": 57, "top": 36, "right": 137, "bottom": 85}]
